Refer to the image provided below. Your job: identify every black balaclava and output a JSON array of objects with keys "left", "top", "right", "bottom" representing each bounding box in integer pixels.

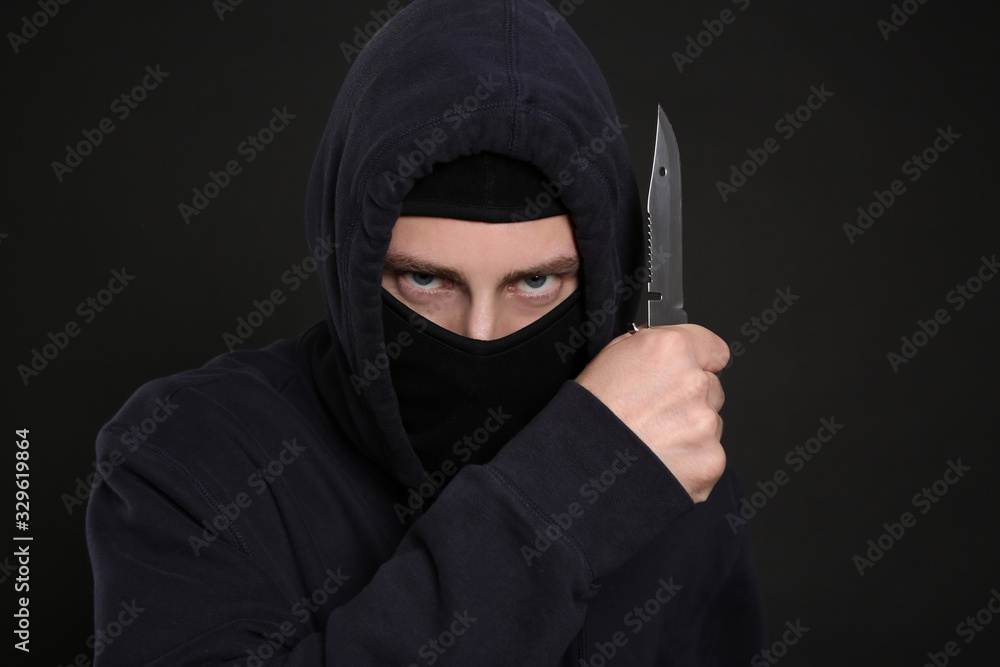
[{"left": 384, "top": 152, "right": 590, "bottom": 479}]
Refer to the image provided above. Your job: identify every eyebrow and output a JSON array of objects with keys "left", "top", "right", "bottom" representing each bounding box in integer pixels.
[{"left": 383, "top": 251, "right": 580, "bottom": 285}]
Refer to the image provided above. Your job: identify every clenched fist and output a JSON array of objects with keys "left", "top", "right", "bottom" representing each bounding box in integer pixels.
[{"left": 575, "top": 324, "right": 730, "bottom": 503}]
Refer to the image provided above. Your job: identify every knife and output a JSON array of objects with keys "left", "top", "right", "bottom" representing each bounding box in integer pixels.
[{"left": 645, "top": 105, "right": 687, "bottom": 327}]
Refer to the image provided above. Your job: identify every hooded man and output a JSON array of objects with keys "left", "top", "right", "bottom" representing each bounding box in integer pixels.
[{"left": 87, "top": 0, "right": 766, "bottom": 664}]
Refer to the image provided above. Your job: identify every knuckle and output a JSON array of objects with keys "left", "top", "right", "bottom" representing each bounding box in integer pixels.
[
  {"left": 682, "top": 369, "right": 711, "bottom": 401},
  {"left": 707, "top": 372, "right": 725, "bottom": 403},
  {"left": 694, "top": 326, "right": 729, "bottom": 368},
  {"left": 715, "top": 336, "right": 731, "bottom": 366},
  {"left": 702, "top": 442, "right": 727, "bottom": 480},
  {"left": 655, "top": 327, "right": 688, "bottom": 357},
  {"left": 690, "top": 409, "right": 719, "bottom": 440}
]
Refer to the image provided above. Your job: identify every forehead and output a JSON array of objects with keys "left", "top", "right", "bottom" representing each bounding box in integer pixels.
[{"left": 386, "top": 214, "right": 579, "bottom": 276}]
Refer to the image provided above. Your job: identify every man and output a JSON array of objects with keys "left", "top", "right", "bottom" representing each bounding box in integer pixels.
[{"left": 87, "top": 0, "right": 766, "bottom": 664}]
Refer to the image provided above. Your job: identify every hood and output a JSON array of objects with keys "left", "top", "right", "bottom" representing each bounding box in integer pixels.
[{"left": 305, "top": 0, "right": 644, "bottom": 489}]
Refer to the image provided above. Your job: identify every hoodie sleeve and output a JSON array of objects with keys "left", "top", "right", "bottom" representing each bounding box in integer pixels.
[{"left": 87, "top": 380, "right": 703, "bottom": 666}]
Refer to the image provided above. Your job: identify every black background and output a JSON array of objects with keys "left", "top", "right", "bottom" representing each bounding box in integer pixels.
[{"left": 3, "top": 0, "right": 998, "bottom": 664}]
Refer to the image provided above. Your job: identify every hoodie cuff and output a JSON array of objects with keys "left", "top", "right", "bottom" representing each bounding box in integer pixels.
[{"left": 485, "top": 380, "right": 695, "bottom": 581}]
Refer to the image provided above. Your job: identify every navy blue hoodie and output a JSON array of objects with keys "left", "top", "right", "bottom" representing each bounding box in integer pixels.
[{"left": 87, "top": 0, "right": 767, "bottom": 664}]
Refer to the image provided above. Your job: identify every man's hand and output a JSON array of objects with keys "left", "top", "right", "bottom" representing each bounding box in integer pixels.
[{"left": 575, "top": 325, "right": 730, "bottom": 503}]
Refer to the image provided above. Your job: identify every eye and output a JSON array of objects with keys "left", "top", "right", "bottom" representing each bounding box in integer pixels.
[
  {"left": 517, "top": 275, "right": 556, "bottom": 293},
  {"left": 402, "top": 271, "right": 445, "bottom": 290}
]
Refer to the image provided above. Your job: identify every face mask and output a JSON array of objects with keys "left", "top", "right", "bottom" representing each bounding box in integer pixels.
[{"left": 381, "top": 288, "right": 591, "bottom": 483}]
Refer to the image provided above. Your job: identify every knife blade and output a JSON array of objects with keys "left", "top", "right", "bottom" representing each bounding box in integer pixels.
[{"left": 645, "top": 105, "right": 687, "bottom": 327}]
